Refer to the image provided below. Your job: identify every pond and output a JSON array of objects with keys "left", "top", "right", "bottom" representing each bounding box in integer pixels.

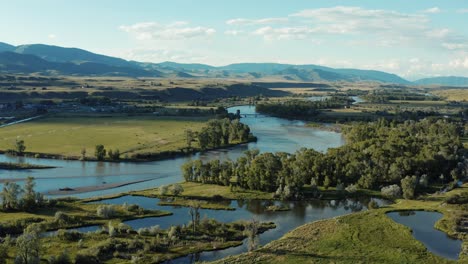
[
  {"left": 91, "top": 195, "right": 388, "bottom": 263},
  {"left": 386, "top": 211, "right": 462, "bottom": 260},
  {"left": 0, "top": 105, "right": 344, "bottom": 198}
]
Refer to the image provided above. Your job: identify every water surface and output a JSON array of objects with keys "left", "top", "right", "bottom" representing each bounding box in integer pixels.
[{"left": 387, "top": 211, "right": 462, "bottom": 260}]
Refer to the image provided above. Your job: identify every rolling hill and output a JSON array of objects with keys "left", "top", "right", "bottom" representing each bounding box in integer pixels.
[
  {"left": 414, "top": 76, "right": 468, "bottom": 87},
  {"left": 0, "top": 42, "right": 416, "bottom": 84}
]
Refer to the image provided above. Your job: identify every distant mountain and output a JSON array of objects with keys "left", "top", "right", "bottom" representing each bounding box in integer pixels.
[
  {"left": 0, "top": 42, "right": 414, "bottom": 84},
  {"left": 156, "top": 61, "right": 215, "bottom": 71},
  {"left": 0, "top": 42, "right": 15, "bottom": 52},
  {"left": 14, "top": 44, "right": 134, "bottom": 68},
  {"left": 414, "top": 76, "right": 468, "bottom": 87},
  {"left": 0, "top": 52, "right": 159, "bottom": 77}
]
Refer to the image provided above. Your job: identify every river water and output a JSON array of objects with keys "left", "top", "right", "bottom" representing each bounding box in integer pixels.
[
  {"left": 0, "top": 105, "right": 344, "bottom": 198},
  {"left": 0, "top": 105, "right": 460, "bottom": 262}
]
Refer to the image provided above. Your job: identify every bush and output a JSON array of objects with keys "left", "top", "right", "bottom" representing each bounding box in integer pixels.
[
  {"left": 368, "top": 200, "right": 380, "bottom": 209},
  {"left": 57, "top": 230, "right": 83, "bottom": 241},
  {"left": 74, "top": 254, "right": 99, "bottom": 264},
  {"left": 48, "top": 251, "right": 71, "bottom": 264},
  {"left": 445, "top": 193, "right": 468, "bottom": 204},
  {"left": 345, "top": 184, "right": 358, "bottom": 193},
  {"left": 170, "top": 184, "right": 184, "bottom": 196},
  {"left": 96, "top": 205, "right": 116, "bottom": 219},
  {"left": 401, "top": 176, "right": 417, "bottom": 199},
  {"left": 381, "top": 184, "right": 402, "bottom": 198}
]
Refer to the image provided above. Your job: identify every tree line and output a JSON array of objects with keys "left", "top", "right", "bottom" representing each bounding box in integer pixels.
[
  {"left": 192, "top": 118, "right": 253, "bottom": 151},
  {"left": 255, "top": 96, "right": 353, "bottom": 119},
  {"left": 182, "top": 118, "right": 466, "bottom": 199}
]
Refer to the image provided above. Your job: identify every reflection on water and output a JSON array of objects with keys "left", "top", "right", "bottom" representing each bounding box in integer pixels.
[
  {"left": 0, "top": 105, "right": 344, "bottom": 198},
  {"left": 91, "top": 195, "right": 386, "bottom": 263},
  {"left": 387, "top": 211, "right": 462, "bottom": 260}
]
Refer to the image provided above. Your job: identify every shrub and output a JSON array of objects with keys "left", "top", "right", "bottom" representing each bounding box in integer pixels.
[
  {"left": 48, "top": 251, "right": 71, "bottom": 264},
  {"left": 381, "top": 184, "right": 402, "bottom": 198},
  {"left": 345, "top": 184, "right": 358, "bottom": 193},
  {"left": 74, "top": 254, "right": 99, "bottom": 264},
  {"left": 368, "top": 200, "right": 380, "bottom": 209},
  {"left": 401, "top": 176, "right": 417, "bottom": 199},
  {"left": 96, "top": 205, "right": 116, "bottom": 218},
  {"left": 170, "top": 184, "right": 184, "bottom": 196},
  {"left": 57, "top": 230, "right": 82, "bottom": 241}
]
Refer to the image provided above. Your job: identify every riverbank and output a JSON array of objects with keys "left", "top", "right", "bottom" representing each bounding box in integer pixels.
[
  {"left": 0, "top": 135, "right": 257, "bottom": 163},
  {"left": 0, "top": 161, "right": 55, "bottom": 170},
  {"left": 210, "top": 184, "right": 468, "bottom": 263}
]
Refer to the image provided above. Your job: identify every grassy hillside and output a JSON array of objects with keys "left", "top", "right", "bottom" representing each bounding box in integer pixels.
[{"left": 211, "top": 185, "right": 468, "bottom": 264}]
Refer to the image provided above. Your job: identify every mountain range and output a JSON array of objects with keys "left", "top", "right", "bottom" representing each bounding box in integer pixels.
[{"left": 0, "top": 42, "right": 466, "bottom": 86}]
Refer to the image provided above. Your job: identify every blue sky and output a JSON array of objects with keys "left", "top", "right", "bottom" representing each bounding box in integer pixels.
[{"left": 1, "top": 0, "right": 468, "bottom": 79}]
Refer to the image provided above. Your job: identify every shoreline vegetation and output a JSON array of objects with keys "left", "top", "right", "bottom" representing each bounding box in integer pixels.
[
  {"left": 211, "top": 183, "right": 468, "bottom": 264},
  {"left": 0, "top": 162, "right": 56, "bottom": 170},
  {"left": 0, "top": 114, "right": 257, "bottom": 163}
]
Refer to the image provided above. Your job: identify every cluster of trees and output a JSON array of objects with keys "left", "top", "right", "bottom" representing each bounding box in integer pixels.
[
  {"left": 363, "top": 89, "right": 439, "bottom": 103},
  {"left": 194, "top": 118, "right": 252, "bottom": 151},
  {"left": 0, "top": 177, "right": 44, "bottom": 211},
  {"left": 256, "top": 96, "right": 353, "bottom": 119},
  {"left": 94, "top": 145, "right": 120, "bottom": 161},
  {"left": 182, "top": 119, "right": 466, "bottom": 199}
]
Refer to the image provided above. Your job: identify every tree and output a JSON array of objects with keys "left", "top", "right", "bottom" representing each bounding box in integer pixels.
[
  {"left": 185, "top": 129, "right": 194, "bottom": 149},
  {"left": 401, "top": 176, "right": 418, "bottom": 199},
  {"left": 94, "top": 145, "right": 106, "bottom": 161},
  {"left": 22, "top": 177, "right": 37, "bottom": 211},
  {"left": 108, "top": 149, "right": 120, "bottom": 160},
  {"left": 80, "top": 148, "right": 86, "bottom": 161},
  {"left": 171, "top": 184, "right": 184, "bottom": 196},
  {"left": 188, "top": 202, "right": 201, "bottom": 233},
  {"left": 1, "top": 181, "right": 23, "bottom": 210},
  {"left": 245, "top": 219, "right": 260, "bottom": 251},
  {"left": 15, "top": 227, "right": 41, "bottom": 264},
  {"left": 15, "top": 139, "right": 26, "bottom": 155}
]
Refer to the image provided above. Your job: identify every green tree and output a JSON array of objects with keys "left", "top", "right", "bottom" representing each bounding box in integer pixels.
[
  {"left": 1, "top": 181, "right": 23, "bottom": 210},
  {"left": 15, "top": 227, "right": 41, "bottom": 264},
  {"left": 185, "top": 129, "right": 194, "bottom": 149},
  {"left": 94, "top": 145, "right": 106, "bottom": 161},
  {"left": 22, "top": 177, "right": 37, "bottom": 211},
  {"left": 15, "top": 139, "right": 26, "bottom": 155},
  {"left": 401, "top": 176, "right": 418, "bottom": 199}
]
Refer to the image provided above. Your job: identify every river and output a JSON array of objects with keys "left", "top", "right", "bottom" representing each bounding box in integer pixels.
[{"left": 0, "top": 105, "right": 344, "bottom": 198}]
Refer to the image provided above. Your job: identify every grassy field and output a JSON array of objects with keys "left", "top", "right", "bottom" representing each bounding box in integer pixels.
[
  {"left": 0, "top": 114, "right": 207, "bottom": 158},
  {"left": 432, "top": 89, "right": 468, "bottom": 102},
  {"left": 211, "top": 184, "right": 468, "bottom": 264}
]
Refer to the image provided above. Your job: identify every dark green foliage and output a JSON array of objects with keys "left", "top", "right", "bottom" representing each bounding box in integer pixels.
[
  {"left": 94, "top": 145, "right": 106, "bottom": 161},
  {"left": 74, "top": 254, "right": 100, "bottom": 264},
  {"left": 445, "top": 192, "right": 468, "bottom": 204},
  {"left": 183, "top": 119, "right": 465, "bottom": 197},
  {"left": 256, "top": 96, "right": 352, "bottom": 118},
  {"left": 401, "top": 176, "right": 418, "bottom": 199},
  {"left": 197, "top": 118, "right": 251, "bottom": 151},
  {"left": 48, "top": 251, "right": 72, "bottom": 264},
  {"left": 15, "top": 139, "right": 26, "bottom": 155}
]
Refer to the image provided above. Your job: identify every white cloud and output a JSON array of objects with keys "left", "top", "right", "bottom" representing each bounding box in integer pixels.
[
  {"left": 224, "top": 30, "right": 244, "bottom": 36},
  {"left": 120, "top": 48, "right": 210, "bottom": 64},
  {"left": 291, "top": 6, "right": 428, "bottom": 35},
  {"left": 120, "top": 21, "right": 215, "bottom": 40},
  {"left": 442, "top": 42, "right": 468, "bottom": 50},
  {"left": 226, "top": 17, "right": 288, "bottom": 26},
  {"left": 48, "top": 34, "right": 57, "bottom": 39},
  {"left": 422, "top": 7, "right": 441, "bottom": 14},
  {"left": 456, "top": 8, "right": 468, "bottom": 13},
  {"left": 252, "top": 26, "right": 323, "bottom": 40}
]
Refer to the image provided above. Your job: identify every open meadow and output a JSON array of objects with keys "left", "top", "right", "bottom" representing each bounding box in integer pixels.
[{"left": 0, "top": 114, "right": 208, "bottom": 158}]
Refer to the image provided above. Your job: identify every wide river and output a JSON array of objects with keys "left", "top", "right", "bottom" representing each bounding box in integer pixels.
[
  {"left": 2, "top": 105, "right": 456, "bottom": 262},
  {"left": 0, "top": 105, "right": 345, "bottom": 198}
]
